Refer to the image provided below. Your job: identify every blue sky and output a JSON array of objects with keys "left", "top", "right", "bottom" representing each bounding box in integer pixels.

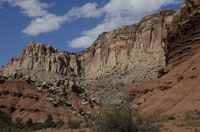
[{"left": 0, "top": 0, "right": 183, "bottom": 68}]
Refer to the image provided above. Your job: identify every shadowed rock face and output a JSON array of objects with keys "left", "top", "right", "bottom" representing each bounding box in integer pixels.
[
  {"left": 164, "top": 0, "right": 200, "bottom": 67},
  {"left": 0, "top": 9, "right": 175, "bottom": 80}
]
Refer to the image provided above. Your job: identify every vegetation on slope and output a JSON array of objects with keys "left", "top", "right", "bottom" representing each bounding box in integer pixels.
[{"left": 0, "top": 108, "right": 64, "bottom": 132}]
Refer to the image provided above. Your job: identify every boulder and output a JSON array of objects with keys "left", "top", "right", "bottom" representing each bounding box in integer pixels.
[
  {"left": 41, "top": 82, "right": 49, "bottom": 88},
  {"left": 25, "top": 76, "right": 31, "bottom": 83}
]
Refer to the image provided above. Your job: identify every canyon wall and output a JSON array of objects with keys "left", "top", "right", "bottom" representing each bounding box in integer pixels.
[
  {"left": 0, "top": 10, "right": 175, "bottom": 79},
  {"left": 78, "top": 9, "right": 175, "bottom": 74},
  {"left": 127, "top": 0, "right": 200, "bottom": 115}
]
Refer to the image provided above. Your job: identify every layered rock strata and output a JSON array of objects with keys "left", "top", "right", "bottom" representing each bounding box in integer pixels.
[
  {"left": 1, "top": 9, "right": 175, "bottom": 80},
  {"left": 1, "top": 42, "right": 81, "bottom": 76},
  {"left": 164, "top": 0, "right": 200, "bottom": 66},
  {"left": 128, "top": 0, "right": 200, "bottom": 115}
]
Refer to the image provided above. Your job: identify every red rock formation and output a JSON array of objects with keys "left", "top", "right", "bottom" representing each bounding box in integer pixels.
[{"left": 0, "top": 79, "right": 103, "bottom": 122}]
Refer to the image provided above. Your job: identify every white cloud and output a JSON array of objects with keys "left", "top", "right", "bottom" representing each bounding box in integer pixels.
[
  {"left": 67, "top": 3, "right": 103, "bottom": 19},
  {"left": 0, "top": 0, "right": 54, "bottom": 17},
  {"left": 68, "top": 0, "right": 183, "bottom": 48},
  {"left": 22, "top": 14, "right": 68, "bottom": 36}
]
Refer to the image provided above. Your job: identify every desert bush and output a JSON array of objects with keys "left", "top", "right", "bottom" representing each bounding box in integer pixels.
[
  {"left": 78, "top": 130, "right": 86, "bottom": 132},
  {"left": 84, "top": 121, "right": 93, "bottom": 128},
  {"left": 196, "top": 111, "right": 200, "bottom": 115},
  {"left": 96, "top": 106, "right": 161, "bottom": 132},
  {"left": 32, "top": 122, "right": 45, "bottom": 131},
  {"left": 192, "top": 127, "right": 199, "bottom": 132},
  {"left": 167, "top": 115, "right": 175, "bottom": 120},
  {"left": 90, "top": 104, "right": 94, "bottom": 109},
  {"left": 67, "top": 119, "right": 80, "bottom": 129},
  {"left": 0, "top": 108, "right": 12, "bottom": 126},
  {"left": 55, "top": 119, "right": 65, "bottom": 128}
]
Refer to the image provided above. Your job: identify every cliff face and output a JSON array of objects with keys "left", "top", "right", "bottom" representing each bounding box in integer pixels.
[
  {"left": 77, "top": 9, "right": 175, "bottom": 75},
  {"left": 128, "top": 0, "right": 200, "bottom": 115},
  {"left": 0, "top": 10, "right": 175, "bottom": 80},
  {"left": 1, "top": 42, "right": 81, "bottom": 76},
  {"left": 164, "top": 0, "right": 200, "bottom": 66}
]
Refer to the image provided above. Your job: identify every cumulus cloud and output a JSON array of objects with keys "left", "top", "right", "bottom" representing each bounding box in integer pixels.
[
  {"left": 22, "top": 14, "right": 68, "bottom": 36},
  {"left": 0, "top": 0, "right": 54, "bottom": 17},
  {"left": 22, "top": 2, "right": 103, "bottom": 36},
  {"left": 67, "top": 3, "right": 103, "bottom": 19}
]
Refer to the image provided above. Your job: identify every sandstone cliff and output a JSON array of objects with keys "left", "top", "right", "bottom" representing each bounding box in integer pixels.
[
  {"left": 0, "top": 9, "right": 175, "bottom": 83},
  {"left": 128, "top": 0, "right": 200, "bottom": 115},
  {"left": 1, "top": 42, "right": 81, "bottom": 77},
  {"left": 164, "top": 0, "right": 200, "bottom": 67},
  {"left": 78, "top": 9, "right": 174, "bottom": 75}
]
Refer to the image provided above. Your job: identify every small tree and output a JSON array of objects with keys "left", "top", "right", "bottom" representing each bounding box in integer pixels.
[
  {"left": 55, "top": 119, "right": 65, "bottom": 128},
  {"left": 26, "top": 118, "right": 33, "bottom": 128},
  {"left": 45, "top": 114, "right": 55, "bottom": 128},
  {"left": 0, "top": 109, "right": 12, "bottom": 126}
]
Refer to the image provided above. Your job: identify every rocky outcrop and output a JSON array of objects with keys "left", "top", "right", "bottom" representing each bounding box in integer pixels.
[
  {"left": 0, "top": 9, "right": 175, "bottom": 81},
  {"left": 1, "top": 42, "right": 81, "bottom": 76},
  {"left": 164, "top": 0, "right": 200, "bottom": 66}
]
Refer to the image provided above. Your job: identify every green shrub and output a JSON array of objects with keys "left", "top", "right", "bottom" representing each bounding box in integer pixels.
[
  {"left": 44, "top": 114, "right": 55, "bottom": 128},
  {"left": 84, "top": 121, "right": 93, "bottom": 128},
  {"left": 25, "top": 118, "right": 33, "bottom": 128},
  {"left": 0, "top": 108, "right": 12, "bottom": 126},
  {"left": 90, "top": 104, "right": 94, "bottom": 109},
  {"left": 18, "top": 73, "right": 23, "bottom": 78},
  {"left": 88, "top": 99, "right": 92, "bottom": 104},
  {"left": 67, "top": 119, "right": 80, "bottom": 129},
  {"left": 55, "top": 119, "right": 65, "bottom": 128},
  {"left": 32, "top": 122, "right": 45, "bottom": 131},
  {"left": 0, "top": 109, "right": 65, "bottom": 131},
  {"left": 78, "top": 108, "right": 84, "bottom": 115},
  {"left": 96, "top": 106, "right": 161, "bottom": 132},
  {"left": 167, "top": 115, "right": 175, "bottom": 120}
]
